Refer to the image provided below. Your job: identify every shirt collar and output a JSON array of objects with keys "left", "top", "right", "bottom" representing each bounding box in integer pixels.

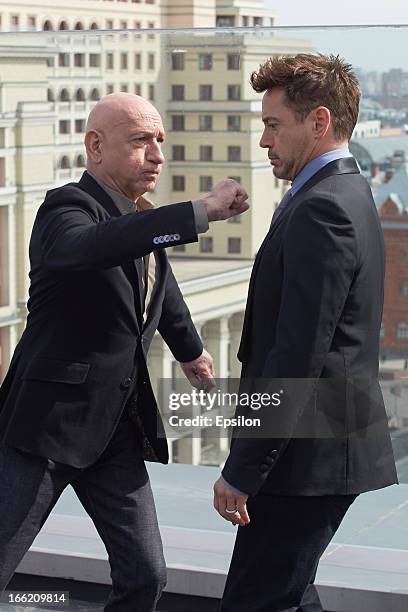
[
  {"left": 87, "top": 171, "right": 154, "bottom": 214},
  {"left": 291, "top": 147, "right": 352, "bottom": 197}
]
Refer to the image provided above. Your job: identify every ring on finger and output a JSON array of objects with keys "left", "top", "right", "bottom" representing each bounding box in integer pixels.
[{"left": 225, "top": 508, "right": 238, "bottom": 514}]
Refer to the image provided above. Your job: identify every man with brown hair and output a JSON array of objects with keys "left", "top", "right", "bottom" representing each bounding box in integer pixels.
[{"left": 213, "top": 54, "right": 397, "bottom": 611}]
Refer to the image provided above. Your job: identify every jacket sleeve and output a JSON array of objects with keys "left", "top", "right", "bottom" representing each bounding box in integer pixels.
[
  {"left": 158, "top": 264, "right": 203, "bottom": 363},
  {"left": 37, "top": 188, "right": 198, "bottom": 271},
  {"left": 222, "top": 195, "right": 358, "bottom": 495}
]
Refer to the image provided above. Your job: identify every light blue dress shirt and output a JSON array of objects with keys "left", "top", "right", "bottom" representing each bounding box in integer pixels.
[
  {"left": 221, "top": 147, "right": 353, "bottom": 498},
  {"left": 291, "top": 147, "right": 352, "bottom": 196}
]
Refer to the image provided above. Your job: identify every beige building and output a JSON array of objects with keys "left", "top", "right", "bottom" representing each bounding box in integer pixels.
[{"left": 0, "top": 0, "right": 311, "bottom": 464}]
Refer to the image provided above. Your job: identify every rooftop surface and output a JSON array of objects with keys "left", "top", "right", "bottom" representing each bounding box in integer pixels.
[
  {"left": 3, "top": 460, "right": 408, "bottom": 612},
  {"left": 169, "top": 257, "right": 253, "bottom": 284}
]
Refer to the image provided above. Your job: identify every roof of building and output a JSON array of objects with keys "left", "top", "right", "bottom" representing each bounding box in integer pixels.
[
  {"left": 373, "top": 162, "right": 408, "bottom": 210},
  {"left": 351, "top": 135, "right": 408, "bottom": 164},
  {"left": 169, "top": 256, "right": 253, "bottom": 283}
]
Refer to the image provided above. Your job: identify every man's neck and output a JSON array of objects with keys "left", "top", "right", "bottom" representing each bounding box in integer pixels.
[{"left": 86, "top": 168, "right": 139, "bottom": 204}]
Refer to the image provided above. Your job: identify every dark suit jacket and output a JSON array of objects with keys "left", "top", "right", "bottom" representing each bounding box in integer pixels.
[
  {"left": 222, "top": 158, "right": 398, "bottom": 496},
  {"left": 0, "top": 171, "right": 202, "bottom": 467}
]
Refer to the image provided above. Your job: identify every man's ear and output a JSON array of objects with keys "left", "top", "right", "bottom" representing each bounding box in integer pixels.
[
  {"left": 312, "top": 106, "right": 331, "bottom": 139},
  {"left": 84, "top": 129, "right": 102, "bottom": 164}
]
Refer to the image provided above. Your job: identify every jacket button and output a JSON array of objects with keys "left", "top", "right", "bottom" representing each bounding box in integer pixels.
[
  {"left": 260, "top": 463, "right": 269, "bottom": 472},
  {"left": 121, "top": 377, "right": 133, "bottom": 389},
  {"left": 265, "top": 456, "right": 275, "bottom": 465},
  {"left": 269, "top": 449, "right": 279, "bottom": 458}
]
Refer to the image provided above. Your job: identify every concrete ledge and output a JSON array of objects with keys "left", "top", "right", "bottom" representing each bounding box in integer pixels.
[{"left": 12, "top": 464, "right": 408, "bottom": 612}]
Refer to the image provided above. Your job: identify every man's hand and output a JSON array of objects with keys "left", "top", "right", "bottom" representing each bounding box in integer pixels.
[
  {"left": 202, "top": 179, "right": 250, "bottom": 222},
  {"left": 213, "top": 477, "right": 250, "bottom": 527},
  {"left": 180, "top": 348, "right": 215, "bottom": 391}
]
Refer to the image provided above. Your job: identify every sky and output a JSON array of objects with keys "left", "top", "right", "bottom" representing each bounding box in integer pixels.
[{"left": 264, "top": 0, "right": 408, "bottom": 71}]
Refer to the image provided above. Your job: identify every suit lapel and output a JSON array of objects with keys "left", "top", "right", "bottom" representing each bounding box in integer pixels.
[
  {"left": 238, "top": 157, "right": 360, "bottom": 360},
  {"left": 77, "top": 171, "right": 144, "bottom": 331}
]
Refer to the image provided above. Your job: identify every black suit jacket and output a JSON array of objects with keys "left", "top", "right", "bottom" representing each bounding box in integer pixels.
[
  {"left": 222, "top": 158, "right": 398, "bottom": 496},
  {"left": 0, "top": 172, "right": 202, "bottom": 467}
]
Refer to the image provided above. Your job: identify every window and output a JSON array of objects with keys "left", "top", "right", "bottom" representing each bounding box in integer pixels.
[
  {"left": 227, "top": 115, "right": 241, "bottom": 131},
  {"left": 397, "top": 323, "right": 408, "bottom": 339},
  {"left": 59, "top": 120, "right": 70, "bottom": 134},
  {"left": 43, "top": 20, "right": 53, "bottom": 31},
  {"left": 228, "top": 85, "right": 241, "bottom": 100},
  {"left": 28, "top": 15, "right": 36, "bottom": 30},
  {"left": 173, "top": 176, "right": 185, "bottom": 191},
  {"left": 199, "top": 85, "right": 213, "bottom": 101},
  {"left": 400, "top": 283, "right": 408, "bottom": 297},
  {"left": 89, "top": 54, "right": 101, "bottom": 68},
  {"left": 172, "top": 115, "right": 185, "bottom": 131},
  {"left": 228, "top": 237, "right": 241, "bottom": 254},
  {"left": 216, "top": 16, "right": 235, "bottom": 27},
  {"left": 172, "top": 85, "right": 185, "bottom": 101},
  {"left": 106, "top": 20, "right": 114, "bottom": 30},
  {"left": 106, "top": 84, "right": 114, "bottom": 94},
  {"left": 74, "top": 53, "right": 85, "bottom": 68},
  {"left": 253, "top": 16, "right": 263, "bottom": 26},
  {"left": 11, "top": 14, "right": 19, "bottom": 30},
  {"left": 148, "top": 53, "right": 155, "bottom": 70},
  {"left": 173, "top": 245, "right": 186, "bottom": 253},
  {"left": 200, "top": 146, "right": 213, "bottom": 162},
  {"left": 59, "top": 88, "right": 70, "bottom": 102},
  {"left": 228, "top": 176, "right": 241, "bottom": 184},
  {"left": 134, "top": 53, "right": 141, "bottom": 70},
  {"left": 107, "top": 53, "right": 114, "bottom": 70},
  {"left": 90, "top": 22, "right": 99, "bottom": 31},
  {"left": 120, "top": 83, "right": 129, "bottom": 93},
  {"left": 227, "top": 53, "right": 240, "bottom": 70},
  {"left": 172, "top": 146, "right": 185, "bottom": 161},
  {"left": 228, "top": 146, "right": 241, "bottom": 162},
  {"left": 172, "top": 53, "right": 185, "bottom": 70},
  {"left": 199, "top": 54, "right": 213, "bottom": 70},
  {"left": 47, "top": 89, "right": 55, "bottom": 102},
  {"left": 200, "top": 176, "right": 213, "bottom": 191},
  {"left": 90, "top": 88, "right": 100, "bottom": 101},
  {"left": 75, "top": 119, "right": 85, "bottom": 134},
  {"left": 148, "top": 85, "right": 155, "bottom": 101},
  {"left": 199, "top": 115, "right": 212, "bottom": 131},
  {"left": 58, "top": 53, "right": 70, "bottom": 67},
  {"left": 200, "top": 237, "right": 213, "bottom": 253},
  {"left": 59, "top": 156, "right": 71, "bottom": 170},
  {"left": 148, "top": 21, "right": 155, "bottom": 38},
  {"left": 121, "top": 53, "right": 128, "bottom": 70},
  {"left": 380, "top": 322, "right": 385, "bottom": 339},
  {"left": 75, "top": 88, "right": 85, "bottom": 102},
  {"left": 228, "top": 214, "right": 242, "bottom": 224},
  {"left": 0, "top": 206, "right": 9, "bottom": 307},
  {"left": 242, "top": 16, "right": 249, "bottom": 26},
  {"left": 120, "top": 20, "right": 128, "bottom": 30},
  {"left": 134, "top": 84, "right": 142, "bottom": 95}
]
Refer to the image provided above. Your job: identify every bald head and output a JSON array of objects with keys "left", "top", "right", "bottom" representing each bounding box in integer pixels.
[
  {"left": 86, "top": 92, "right": 161, "bottom": 133},
  {"left": 84, "top": 92, "right": 165, "bottom": 201}
]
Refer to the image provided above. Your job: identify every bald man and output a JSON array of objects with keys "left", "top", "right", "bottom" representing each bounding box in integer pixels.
[{"left": 0, "top": 93, "right": 249, "bottom": 611}]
